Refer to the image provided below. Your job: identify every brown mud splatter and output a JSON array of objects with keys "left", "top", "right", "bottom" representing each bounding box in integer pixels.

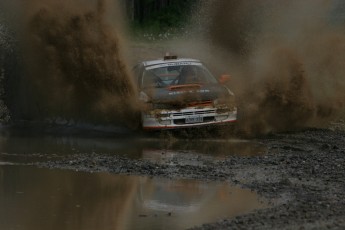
[
  {"left": 195, "top": 0, "right": 345, "bottom": 134},
  {"left": 16, "top": 0, "right": 139, "bottom": 128}
]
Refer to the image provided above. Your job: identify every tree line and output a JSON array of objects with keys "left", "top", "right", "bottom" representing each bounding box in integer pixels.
[{"left": 122, "top": 0, "right": 197, "bottom": 30}]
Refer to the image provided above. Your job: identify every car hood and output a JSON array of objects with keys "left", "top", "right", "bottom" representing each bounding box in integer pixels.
[{"left": 142, "top": 84, "right": 232, "bottom": 104}]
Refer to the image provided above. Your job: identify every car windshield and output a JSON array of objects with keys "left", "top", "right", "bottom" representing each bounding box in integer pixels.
[{"left": 141, "top": 64, "right": 218, "bottom": 88}]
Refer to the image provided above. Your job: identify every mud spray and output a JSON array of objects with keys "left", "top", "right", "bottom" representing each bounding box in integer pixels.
[
  {"left": 6, "top": 0, "right": 139, "bottom": 128},
  {"left": 188, "top": 0, "right": 345, "bottom": 135},
  {"left": 4, "top": 0, "right": 345, "bottom": 135}
]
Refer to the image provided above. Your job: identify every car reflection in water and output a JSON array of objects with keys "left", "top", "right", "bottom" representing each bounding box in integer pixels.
[
  {"left": 140, "top": 138, "right": 267, "bottom": 165},
  {"left": 128, "top": 177, "right": 267, "bottom": 230},
  {"left": 0, "top": 166, "right": 267, "bottom": 230}
]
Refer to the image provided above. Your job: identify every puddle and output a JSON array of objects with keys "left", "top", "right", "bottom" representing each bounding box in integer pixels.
[
  {"left": 0, "top": 165, "right": 267, "bottom": 230},
  {"left": 0, "top": 134, "right": 266, "bottom": 165},
  {"left": 141, "top": 138, "right": 266, "bottom": 165}
]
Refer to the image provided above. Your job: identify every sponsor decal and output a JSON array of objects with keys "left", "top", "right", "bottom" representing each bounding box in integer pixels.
[
  {"left": 168, "top": 89, "right": 210, "bottom": 95},
  {"left": 146, "top": 62, "right": 202, "bottom": 70}
]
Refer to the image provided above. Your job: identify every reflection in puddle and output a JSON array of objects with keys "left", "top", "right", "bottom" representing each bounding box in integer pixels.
[
  {"left": 0, "top": 166, "right": 267, "bottom": 230},
  {"left": 0, "top": 134, "right": 266, "bottom": 165},
  {"left": 141, "top": 139, "right": 266, "bottom": 165}
]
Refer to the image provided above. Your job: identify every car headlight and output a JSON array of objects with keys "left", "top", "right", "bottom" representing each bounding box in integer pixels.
[
  {"left": 214, "top": 95, "right": 236, "bottom": 112},
  {"left": 217, "top": 107, "right": 231, "bottom": 114},
  {"left": 139, "top": 92, "right": 150, "bottom": 103},
  {"left": 213, "top": 99, "right": 219, "bottom": 106},
  {"left": 155, "top": 113, "right": 170, "bottom": 119}
]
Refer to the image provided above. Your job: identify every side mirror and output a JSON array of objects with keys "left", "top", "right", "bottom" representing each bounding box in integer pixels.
[{"left": 219, "top": 74, "right": 231, "bottom": 84}]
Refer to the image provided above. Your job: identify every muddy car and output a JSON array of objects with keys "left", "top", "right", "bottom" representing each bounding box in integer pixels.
[{"left": 132, "top": 55, "right": 237, "bottom": 130}]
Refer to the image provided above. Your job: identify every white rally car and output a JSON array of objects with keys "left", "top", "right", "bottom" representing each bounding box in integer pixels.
[{"left": 132, "top": 55, "right": 237, "bottom": 130}]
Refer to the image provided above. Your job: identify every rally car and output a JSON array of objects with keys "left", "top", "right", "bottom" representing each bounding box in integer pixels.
[{"left": 132, "top": 55, "right": 237, "bottom": 130}]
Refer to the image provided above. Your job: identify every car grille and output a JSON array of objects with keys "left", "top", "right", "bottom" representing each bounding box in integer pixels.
[
  {"left": 170, "top": 109, "right": 216, "bottom": 125},
  {"left": 171, "top": 109, "right": 216, "bottom": 117}
]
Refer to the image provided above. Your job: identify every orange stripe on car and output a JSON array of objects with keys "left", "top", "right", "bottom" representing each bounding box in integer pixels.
[{"left": 167, "top": 84, "right": 202, "bottom": 91}]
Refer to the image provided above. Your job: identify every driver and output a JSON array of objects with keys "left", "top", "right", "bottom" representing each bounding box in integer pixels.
[{"left": 177, "top": 66, "right": 198, "bottom": 84}]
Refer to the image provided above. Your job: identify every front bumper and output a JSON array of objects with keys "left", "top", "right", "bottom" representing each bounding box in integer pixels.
[{"left": 142, "top": 106, "right": 237, "bottom": 130}]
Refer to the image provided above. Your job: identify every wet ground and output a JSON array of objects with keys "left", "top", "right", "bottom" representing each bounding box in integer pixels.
[
  {"left": 0, "top": 166, "right": 266, "bottom": 230},
  {"left": 1, "top": 124, "right": 345, "bottom": 229},
  {"left": 0, "top": 125, "right": 269, "bottom": 230}
]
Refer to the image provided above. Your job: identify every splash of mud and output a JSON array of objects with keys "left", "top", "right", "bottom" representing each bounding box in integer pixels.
[
  {"left": 195, "top": 0, "right": 345, "bottom": 134},
  {"left": 10, "top": 0, "right": 139, "bottom": 128}
]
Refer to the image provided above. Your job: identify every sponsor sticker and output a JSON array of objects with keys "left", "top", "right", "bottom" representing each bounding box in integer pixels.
[
  {"left": 146, "top": 62, "right": 202, "bottom": 70},
  {"left": 168, "top": 89, "right": 210, "bottom": 95}
]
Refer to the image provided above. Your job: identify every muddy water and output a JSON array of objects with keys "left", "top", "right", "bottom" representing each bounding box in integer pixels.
[
  {"left": 0, "top": 165, "right": 266, "bottom": 230},
  {"left": 0, "top": 131, "right": 267, "bottom": 229},
  {"left": 0, "top": 133, "right": 266, "bottom": 163}
]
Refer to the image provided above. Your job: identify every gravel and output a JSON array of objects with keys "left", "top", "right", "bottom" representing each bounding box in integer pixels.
[{"left": 36, "top": 128, "right": 345, "bottom": 229}]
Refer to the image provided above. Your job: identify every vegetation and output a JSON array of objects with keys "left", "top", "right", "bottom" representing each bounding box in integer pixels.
[{"left": 122, "top": 0, "right": 198, "bottom": 39}]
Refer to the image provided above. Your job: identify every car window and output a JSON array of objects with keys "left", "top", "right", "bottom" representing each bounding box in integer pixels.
[
  {"left": 141, "top": 64, "right": 217, "bottom": 88},
  {"left": 142, "top": 70, "right": 161, "bottom": 87}
]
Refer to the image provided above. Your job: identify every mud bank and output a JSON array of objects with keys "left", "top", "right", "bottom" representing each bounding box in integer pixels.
[{"left": 34, "top": 128, "right": 345, "bottom": 229}]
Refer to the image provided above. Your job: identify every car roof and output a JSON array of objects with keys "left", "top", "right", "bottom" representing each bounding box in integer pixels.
[{"left": 141, "top": 58, "right": 202, "bottom": 68}]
